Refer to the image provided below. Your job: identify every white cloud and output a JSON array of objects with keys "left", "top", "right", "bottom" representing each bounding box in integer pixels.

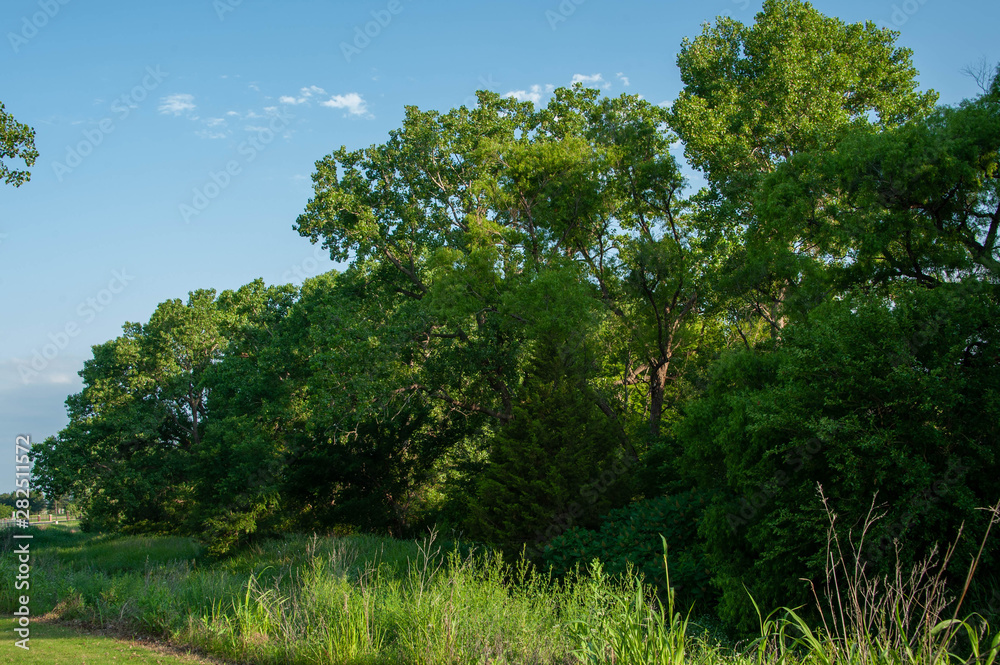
[
  {"left": 505, "top": 84, "right": 544, "bottom": 104},
  {"left": 158, "top": 93, "right": 196, "bottom": 115},
  {"left": 279, "top": 86, "right": 328, "bottom": 106},
  {"left": 616, "top": 72, "right": 631, "bottom": 87},
  {"left": 571, "top": 73, "right": 604, "bottom": 86},
  {"left": 320, "top": 92, "right": 370, "bottom": 117}
]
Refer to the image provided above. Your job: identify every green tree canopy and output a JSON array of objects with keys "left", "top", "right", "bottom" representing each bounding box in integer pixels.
[
  {"left": 296, "top": 85, "right": 721, "bottom": 438},
  {"left": 671, "top": 0, "right": 939, "bottom": 336}
]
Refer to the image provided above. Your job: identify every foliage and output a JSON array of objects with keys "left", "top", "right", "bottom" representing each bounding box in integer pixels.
[
  {"left": 543, "top": 490, "right": 716, "bottom": 611},
  {"left": 27, "top": 1, "right": 1000, "bottom": 641},
  {"left": 295, "top": 82, "right": 719, "bottom": 439},
  {"left": 671, "top": 0, "right": 939, "bottom": 336},
  {"left": 0, "top": 100, "right": 37, "bottom": 187},
  {"left": 672, "top": 0, "right": 936, "bottom": 195},
  {"left": 678, "top": 284, "right": 1000, "bottom": 630},
  {"left": 461, "top": 332, "right": 629, "bottom": 551},
  {"left": 757, "top": 77, "right": 1000, "bottom": 289}
]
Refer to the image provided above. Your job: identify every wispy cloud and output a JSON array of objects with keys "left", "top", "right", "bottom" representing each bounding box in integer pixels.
[
  {"left": 279, "top": 85, "right": 328, "bottom": 106},
  {"left": 158, "top": 93, "right": 196, "bottom": 115},
  {"left": 196, "top": 117, "right": 229, "bottom": 140},
  {"left": 320, "top": 92, "right": 370, "bottom": 117},
  {"left": 616, "top": 72, "right": 630, "bottom": 87}
]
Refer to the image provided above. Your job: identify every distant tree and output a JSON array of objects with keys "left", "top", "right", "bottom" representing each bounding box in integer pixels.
[
  {"left": 0, "top": 101, "right": 38, "bottom": 187},
  {"left": 32, "top": 288, "right": 238, "bottom": 532},
  {"left": 0, "top": 491, "right": 45, "bottom": 514}
]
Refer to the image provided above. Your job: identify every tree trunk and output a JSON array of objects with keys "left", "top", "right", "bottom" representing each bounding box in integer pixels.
[{"left": 648, "top": 362, "right": 670, "bottom": 437}]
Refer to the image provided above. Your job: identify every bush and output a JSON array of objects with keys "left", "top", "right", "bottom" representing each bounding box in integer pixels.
[
  {"left": 542, "top": 489, "right": 716, "bottom": 611},
  {"left": 677, "top": 284, "right": 1000, "bottom": 631}
]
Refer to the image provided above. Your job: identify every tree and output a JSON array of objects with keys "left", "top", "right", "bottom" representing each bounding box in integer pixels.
[
  {"left": 670, "top": 0, "right": 938, "bottom": 332},
  {"left": 0, "top": 101, "right": 38, "bottom": 187},
  {"left": 677, "top": 284, "right": 1000, "bottom": 630},
  {"left": 758, "top": 71, "right": 1000, "bottom": 289},
  {"left": 31, "top": 334, "right": 186, "bottom": 532},
  {"left": 462, "top": 333, "right": 629, "bottom": 551},
  {"left": 252, "top": 269, "right": 460, "bottom": 538},
  {"left": 189, "top": 280, "right": 299, "bottom": 554},
  {"left": 33, "top": 289, "right": 238, "bottom": 532},
  {"left": 296, "top": 84, "right": 719, "bottom": 443},
  {"left": 672, "top": 0, "right": 935, "bottom": 196}
]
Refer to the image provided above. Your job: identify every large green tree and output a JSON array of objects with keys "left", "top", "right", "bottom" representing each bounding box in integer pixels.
[
  {"left": 32, "top": 287, "right": 258, "bottom": 532},
  {"left": 758, "top": 72, "right": 1000, "bottom": 289},
  {"left": 671, "top": 0, "right": 938, "bottom": 332},
  {"left": 296, "top": 85, "right": 721, "bottom": 444}
]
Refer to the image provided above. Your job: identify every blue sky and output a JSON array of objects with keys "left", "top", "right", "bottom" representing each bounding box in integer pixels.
[{"left": 0, "top": 0, "right": 997, "bottom": 493}]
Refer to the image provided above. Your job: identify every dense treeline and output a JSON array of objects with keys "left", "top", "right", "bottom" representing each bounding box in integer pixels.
[{"left": 32, "top": 0, "right": 1000, "bottom": 631}]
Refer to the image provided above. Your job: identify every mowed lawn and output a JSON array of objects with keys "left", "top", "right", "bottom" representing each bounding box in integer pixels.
[{"left": 0, "top": 618, "right": 229, "bottom": 665}]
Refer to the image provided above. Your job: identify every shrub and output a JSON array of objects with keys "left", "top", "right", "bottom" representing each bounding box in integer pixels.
[{"left": 542, "top": 489, "right": 716, "bottom": 611}]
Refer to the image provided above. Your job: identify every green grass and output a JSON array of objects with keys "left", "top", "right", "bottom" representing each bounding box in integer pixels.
[
  {"left": 1, "top": 523, "right": 997, "bottom": 665},
  {"left": 0, "top": 617, "right": 222, "bottom": 664}
]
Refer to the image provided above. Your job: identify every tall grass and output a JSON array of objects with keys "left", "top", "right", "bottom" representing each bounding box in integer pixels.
[
  {"left": 2, "top": 500, "right": 998, "bottom": 665},
  {"left": 742, "top": 489, "right": 1000, "bottom": 665}
]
